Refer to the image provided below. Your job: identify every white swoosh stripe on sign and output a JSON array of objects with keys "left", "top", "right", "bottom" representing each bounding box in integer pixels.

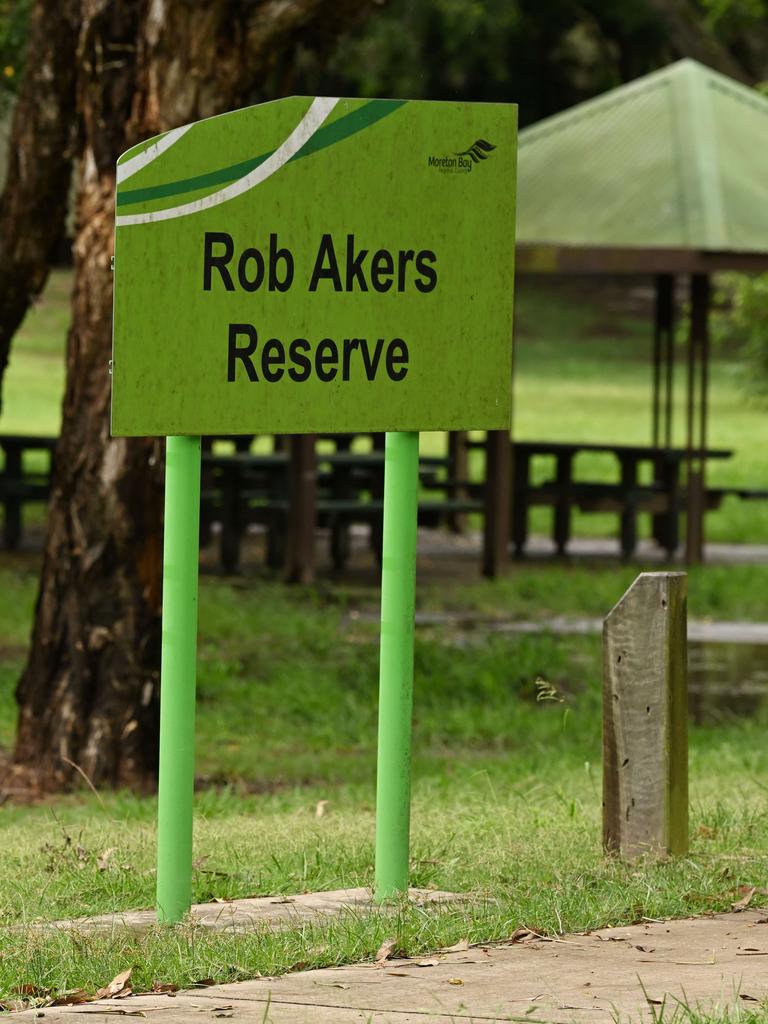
[
  {"left": 116, "top": 97, "right": 339, "bottom": 227},
  {"left": 116, "top": 124, "right": 193, "bottom": 184}
]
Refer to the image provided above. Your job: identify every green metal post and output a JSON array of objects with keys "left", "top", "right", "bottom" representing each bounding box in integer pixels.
[
  {"left": 156, "top": 434, "right": 201, "bottom": 924},
  {"left": 375, "top": 430, "right": 419, "bottom": 901}
]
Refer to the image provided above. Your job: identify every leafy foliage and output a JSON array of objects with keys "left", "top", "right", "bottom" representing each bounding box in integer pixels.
[
  {"left": 0, "top": 0, "right": 30, "bottom": 110},
  {"left": 293, "top": 0, "right": 674, "bottom": 126},
  {"left": 288, "top": 0, "right": 768, "bottom": 125},
  {"left": 711, "top": 273, "right": 768, "bottom": 396}
]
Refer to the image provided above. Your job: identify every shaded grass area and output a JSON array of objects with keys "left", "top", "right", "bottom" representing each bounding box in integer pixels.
[
  {"left": 0, "top": 269, "right": 69, "bottom": 437},
  {"left": 419, "top": 560, "right": 768, "bottom": 623},
  {"left": 0, "top": 564, "right": 767, "bottom": 1000}
]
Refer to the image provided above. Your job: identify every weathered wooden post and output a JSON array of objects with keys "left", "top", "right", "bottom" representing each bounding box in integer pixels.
[{"left": 603, "top": 572, "right": 688, "bottom": 859}]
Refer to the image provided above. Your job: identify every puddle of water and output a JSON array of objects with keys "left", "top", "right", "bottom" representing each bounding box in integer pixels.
[{"left": 688, "top": 641, "right": 768, "bottom": 724}]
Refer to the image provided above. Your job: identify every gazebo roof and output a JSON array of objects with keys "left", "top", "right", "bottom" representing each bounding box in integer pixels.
[{"left": 516, "top": 59, "right": 768, "bottom": 273}]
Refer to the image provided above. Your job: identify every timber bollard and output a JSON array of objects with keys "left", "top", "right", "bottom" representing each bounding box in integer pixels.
[{"left": 602, "top": 572, "right": 688, "bottom": 859}]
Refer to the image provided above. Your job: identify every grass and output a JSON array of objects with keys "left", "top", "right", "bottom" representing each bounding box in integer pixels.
[
  {"left": 0, "top": 269, "right": 69, "bottom": 437},
  {"left": 1, "top": 273, "right": 768, "bottom": 1016},
  {"left": 0, "top": 561, "right": 768, "bottom": 1006}
]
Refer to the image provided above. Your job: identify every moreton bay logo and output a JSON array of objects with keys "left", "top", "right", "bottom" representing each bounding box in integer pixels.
[{"left": 428, "top": 138, "right": 496, "bottom": 173}]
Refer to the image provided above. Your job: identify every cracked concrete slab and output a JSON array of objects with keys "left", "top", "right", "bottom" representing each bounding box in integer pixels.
[
  {"left": 15, "top": 908, "right": 768, "bottom": 1022},
  {"left": 42, "top": 887, "right": 458, "bottom": 935}
]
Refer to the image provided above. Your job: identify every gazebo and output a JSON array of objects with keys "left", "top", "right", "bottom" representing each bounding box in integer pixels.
[{"left": 515, "top": 58, "right": 768, "bottom": 562}]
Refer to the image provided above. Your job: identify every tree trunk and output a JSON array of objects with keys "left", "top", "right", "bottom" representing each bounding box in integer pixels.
[
  {"left": 644, "top": 0, "right": 750, "bottom": 83},
  {"left": 14, "top": 0, "right": 381, "bottom": 790},
  {"left": 0, "top": 0, "right": 79, "bottom": 410}
]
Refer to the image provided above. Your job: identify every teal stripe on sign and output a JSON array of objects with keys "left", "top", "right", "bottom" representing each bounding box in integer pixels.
[{"left": 117, "top": 99, "right": 407, "bottom": 209}]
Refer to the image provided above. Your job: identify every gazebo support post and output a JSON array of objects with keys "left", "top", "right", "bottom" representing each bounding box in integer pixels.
[
  {"left": 286, "top": 433, "right": 317, "bottom": 583},
  {"left": 651, "top": 274, "right": 675, "bottom": 448},
  {"left": 652, "top": 274, "right": 676, "bottom": 550},
  {"left": 483, "top": 429, "right": 511, "bottom": 578},
  {"left": 664, "top": 276, "right": 676, "bottom": 450},
  {"left": 685, "top": 274, "right": 710, "bottom": 565}
]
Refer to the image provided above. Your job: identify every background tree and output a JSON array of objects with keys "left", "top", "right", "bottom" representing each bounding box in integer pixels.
[
  {"left": 0, "top": 0, "right": 78, "bottom": 410},
  {"left": 291, "top": 0, "right": 767, "bottom": 126},
  {"left": 9, "top": 0, "right": 382, "bottom": 790},
  {"left": 4, "top": 0, "right": 768, "bottom": 791}
]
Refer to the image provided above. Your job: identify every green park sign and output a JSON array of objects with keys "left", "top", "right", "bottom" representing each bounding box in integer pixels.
[
  {"left": 111, "top": 96, "right": 517, "bottom": 925},
  {"left": 111, "top": 97, "right": 517, "bottom": 436}
]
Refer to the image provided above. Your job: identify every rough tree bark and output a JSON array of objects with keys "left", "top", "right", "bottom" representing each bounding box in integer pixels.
[
  {"left": 14, "top": 0, "right": 380, "bottom": 789},
  {"left": 645, "top": 0, "right": 750, "bottom": 83},
  {"left": 0, "top": 0, "right": 79, "bottom": 408}
]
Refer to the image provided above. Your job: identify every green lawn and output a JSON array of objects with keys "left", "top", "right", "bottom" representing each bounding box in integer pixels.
[
  {"left": 0, "top": 269, "right": 69, "bottom": 436},
  {"left": 0, "top": 563, "right": 767, "bottom": 1005},
  {"left": 1, "top": 273, "right": 768, "bottom": 1013}
]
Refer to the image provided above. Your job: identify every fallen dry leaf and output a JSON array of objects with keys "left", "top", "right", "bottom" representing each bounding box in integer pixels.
[
  {"left": 95, "top": 968, "right": 133, "bottom": 1000},
  {"left": 193, "top": 978, "right": 217, "bottom": 988},
  {"left": 447, "top": 977, "right": 464, "bottom": 986},
  {"left": 733, "top": 887, "right": 757, "bottom": 911},
  {"left": 375, "top": 938, "right": 398, "bottom": 965},
  {"left": 97, "top": 848, "right": 117, "bottom": 871},
  {"left": 12, "top": 984, "right": 50, "bottom": 998},
  {"left": 740, "top": 993, "right": 760, "bottom": 1002},
  {"left": 439, "top": 938, "right": 470, "bottom": 953},
  {"left": 150, "top": 981, "right": 179, "bottom": 994},
  {"left": 634, "top": 945, "right": 656, "bottom": 953},
  {"left": 414, "top": 959, "right": 440, "bottom": 968},
  {"left": 51, "top": 989, "right": 90, "bottom": 1007},
  {"left": 315, "top": 800, "right": 329, "bottom": 818}
]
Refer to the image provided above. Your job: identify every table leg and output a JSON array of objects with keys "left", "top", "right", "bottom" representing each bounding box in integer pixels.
[
  {"left": 370, "top": 433, "right": 385, "bottom": 562},
  {"left": 554, "top": 453, "right": 573, "bottom": 556},
  {"left": 219, "top": 462, "right": 241, "bottom": 573},
  {"left": 286, "top": 434, "right": 317, "bottom": 583},
  {"left": 2, "top": 447, "right": 22, "bottom": 550},
  {"left": 447, "top": 431, "right": 468, "bottom": 534},
  {"left": 483, "top": 430, "right": 510, "bottom": 578},
  {"left": 330, "top": 436, "right": 354, "bottom": 572},
  {"left": 199, "top": 437, "right": 213, "bottom": 548},
  {"left": 512, "top": 448, "right": 529, "bottom": 558},
  {"left": 655, "top": 457, "right": 680, "bottom": 558},
  {"left": 619, "top": 455, "right": 638, "bottom": 560}
]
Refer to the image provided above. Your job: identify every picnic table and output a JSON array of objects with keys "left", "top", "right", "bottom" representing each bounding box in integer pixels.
[
  {"left": 0, "top": 434, "right": 57, "bottom": 549},
  {"left": 0, "top": 431, "right": 751, "bottom": 571},
  {"left": 201, "top": 442, "right": 484, "bottom": 572},
  {"left": 506, "top": 440, "right": 734, "bottom": 558}
]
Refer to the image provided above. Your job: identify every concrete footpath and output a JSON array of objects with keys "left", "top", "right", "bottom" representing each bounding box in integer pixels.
[{"left": 17, "top": 908, "right": 768, "bottom": 1022}]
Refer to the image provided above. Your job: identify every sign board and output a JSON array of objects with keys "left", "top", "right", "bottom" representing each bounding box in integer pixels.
[{"left": 111, "top": 97, "right": 517, "bottom": 436}]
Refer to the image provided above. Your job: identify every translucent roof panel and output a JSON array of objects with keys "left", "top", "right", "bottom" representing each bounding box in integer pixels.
[{"left": 516, "top": 59, "right": 768, "bottom": 254}]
